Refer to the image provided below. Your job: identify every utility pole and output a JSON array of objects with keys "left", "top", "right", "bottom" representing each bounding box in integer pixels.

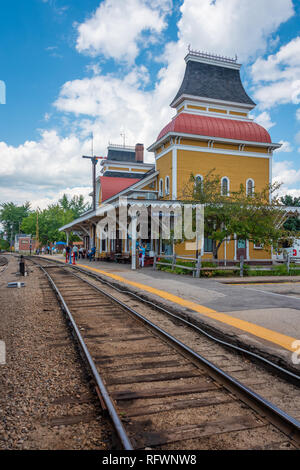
[
  {"left": 35, "top": 209, "right": 39, "bottom": 251},
  {"left": 82, "top": 134, "right": 106, "bottom": 248},
  {"left": 82, "top": 132, "right": 103, "bottom": 212},
  {"left": 82, "top": 155, "right": 101, "bottom": 248},
  {"left": 82, "top": 155, "right": 100, "bottom": 212}
]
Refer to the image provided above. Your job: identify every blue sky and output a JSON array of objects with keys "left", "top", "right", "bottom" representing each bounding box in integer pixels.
[{"left": 0, "top": 0, "right": 300, "bottom": 208}]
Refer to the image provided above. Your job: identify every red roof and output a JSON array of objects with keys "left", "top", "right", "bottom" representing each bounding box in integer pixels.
[
  {"left": 157, "top": 113, "right": 271, "bottom": 144},
  {"left": 100, "top": 176, "right": 140, "bottom": 202}
]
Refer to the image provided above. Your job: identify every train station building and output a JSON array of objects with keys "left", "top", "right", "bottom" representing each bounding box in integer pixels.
[{"left": 60, "top": 49, "right": 281, "bottom": 265}]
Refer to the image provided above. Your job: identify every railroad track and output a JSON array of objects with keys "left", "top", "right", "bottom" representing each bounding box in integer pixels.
[
  {"left": 27, "top": 256, "right": 300, "bottom": 450},
  {"left": 0, "top": 256, "right": 8, "bottom": 267},
  {"left": 0, "top": 255, "right": 8, "bottom": 276}
]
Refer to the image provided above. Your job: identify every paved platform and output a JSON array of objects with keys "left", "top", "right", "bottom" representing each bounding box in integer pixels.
[{"left": 38, "top": 254, "right": 300, "bottom": 372}]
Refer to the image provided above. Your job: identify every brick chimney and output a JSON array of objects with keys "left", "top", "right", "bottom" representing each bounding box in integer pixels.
[{"left": 135, "top": 143, "right": 144, "bottom": 162}]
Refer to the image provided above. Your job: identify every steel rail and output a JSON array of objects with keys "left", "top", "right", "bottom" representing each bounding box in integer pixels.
[
  {"left": 29, "top": 257, "right": 300, "bottom": 446},
  {"left": 28, "top": 256, "right": 300, "bottom": 382},
  {"left": 66, "top": 269, "right": 300, "bottom": 445},
  {"left": 38, "top": 263, "right": 134, "bottom": 450},
  {"left": 74, "top": 264, "right": 300, "bottom": 383}
]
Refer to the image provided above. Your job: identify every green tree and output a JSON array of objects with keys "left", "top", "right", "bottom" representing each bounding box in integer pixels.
[
  {"left": 0, "top": 202, "right": 31, "bottom": 245},
  {"left": 58, "top": 194, "right": 91, "bottom": 218},
  {"left": 0, "top": 239, "right": 10, "bottom": 251},
  {"left": 21, "top": 204, "right": 76, "bottom": 245},
  {"left": 180, "top": 171, "right": 288, "bottom": 260},
  {"left": 280, "top": 195, "right": 300, "bottom": 207},
  {"left": 280, "top": 195, "right": 300, "bottom": 232}
]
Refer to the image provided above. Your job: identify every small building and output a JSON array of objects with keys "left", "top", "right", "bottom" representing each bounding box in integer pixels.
[
  {"left": 15, "top": 234, "right": 37, "bottom": 253},
  {"left": 60, "top": 49, "right": 281, "bottom": 265}
]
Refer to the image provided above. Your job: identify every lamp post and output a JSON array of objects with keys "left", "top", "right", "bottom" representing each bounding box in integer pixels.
[
  {"left": 82, "top": 156, "right": 99, "bottom": 212},
  {"left": 35, "top": 208, "right": 39, "bottom": 251},
  {"left": 82, "top": 155, "right": 101, "bottom": 248}
]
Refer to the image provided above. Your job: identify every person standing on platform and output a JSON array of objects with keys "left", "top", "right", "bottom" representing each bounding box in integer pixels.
[
  {"left": 73, "top": 244, "right": 78, "bottom": 260},
  {"left": 88, "top": 246, "right": 96, "bottom": 262},
  {"left": 66, "top": 245, "right": 71, "bottom": 262},
  {"left": 139, "top": 243, "right": 146, "bottom": 268}
]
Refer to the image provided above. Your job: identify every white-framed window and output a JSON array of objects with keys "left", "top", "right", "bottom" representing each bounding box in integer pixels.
[
  {"left": 204, "top": 237, "right": 213, "bottom": 253},
  {"left": 221, "top": 176, "right": 230, "bottom": 196},
  {"left": 165, "top": 175, "right": 170, "bottom": 195},
  {"left": 246, "top": 178, "right": 255, "bottom": 196},
  {"left": 195, "top": 174, "right": 203, "bottom": 187},
  {"left": 159, "top": 178, "right": 164, "bottom": 197},
  {"left": 254, "top": 242, "right": 263, "bottom": 249}
]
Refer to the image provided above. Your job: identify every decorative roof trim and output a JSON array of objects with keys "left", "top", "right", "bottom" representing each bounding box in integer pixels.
[
  {"left": 101, "top": 160, "right": 154, "bottom": 168},
  {"left": 184, "top": 52, "right": 241, "bottom": 70},
  {"left": 177, "top": 107, "right": 252, "bottom": 122},
  {"left": 107, "top": 143, "right": 136, "bottom": 151},
  {"left": 171, "top": 94, "right": 255, "bottom": 110},
  {"left": 147, "top": 131, "right": 281, "bottom": 152}
]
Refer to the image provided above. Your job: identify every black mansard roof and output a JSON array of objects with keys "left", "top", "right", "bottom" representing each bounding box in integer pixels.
[{"left": 171, "top": 59, "right": 255, "bottom": 107}]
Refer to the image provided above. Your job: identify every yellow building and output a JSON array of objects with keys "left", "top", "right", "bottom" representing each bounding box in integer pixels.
[
  {"left": 61, "top": 49, "right": 281, "bottom": 265},
  {"left": 147, "top": 49, "right": 280, "bottom": 261}
]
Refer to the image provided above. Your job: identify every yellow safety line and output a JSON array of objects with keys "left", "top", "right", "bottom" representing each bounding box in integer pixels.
[{"left": 76, "top": 262, "right": 298, "bottom": 353}]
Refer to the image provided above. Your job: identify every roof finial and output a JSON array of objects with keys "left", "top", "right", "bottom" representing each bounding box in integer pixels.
[{"left": 187, "top": 46, "right": 238, "bottom": 65}]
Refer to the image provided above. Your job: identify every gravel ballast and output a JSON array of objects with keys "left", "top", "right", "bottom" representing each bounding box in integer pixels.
[{"left": 0, "top": 255, "right": 113, "bottom": 450}]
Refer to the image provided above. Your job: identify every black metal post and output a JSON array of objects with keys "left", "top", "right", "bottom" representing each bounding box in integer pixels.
[{"left": 19, "top": 255, "right": 25, "bottom": 276}]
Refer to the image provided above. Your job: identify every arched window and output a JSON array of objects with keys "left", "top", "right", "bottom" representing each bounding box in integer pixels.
[
  {"left": 221, "top": 177, "right": 229, "bottom": 196},
  {"left": 159, "top": 178, "right": 164, "bottom": 197},
  {"left": 195, "top": 174, "right": 203, "bottom": 187},
  {"left": 165, "top": 176, "right": 170, "bottom": 195},
  {"left": 246, "top": 178, "right": 254, "bottom": 196}
]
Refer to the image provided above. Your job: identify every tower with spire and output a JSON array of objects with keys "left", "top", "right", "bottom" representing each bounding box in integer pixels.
[{"left": 148, "top": 48, "right": 281, "bottom": 260}]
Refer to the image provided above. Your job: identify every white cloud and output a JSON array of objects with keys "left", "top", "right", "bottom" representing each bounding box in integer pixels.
[
  {"left": 273, "top": 160, "right": 300, "bottom": 186},
  {"left": 255, "top": 111, "right": 275, "bottom": 131},
  {"left": 54, "top": 64, "right": 175, "bottom": 161},
  {"left": 177, "top": 0, "right": 294, "bottom": 62},
  {"left": 0, "top": 185, "right": 92, "bottom": 211},
  {"left": 75, "top": 0, "right": 172, "bottom": 64},
  {"left": 274, "top": 140, "right": 293, "bottom": 153},
  {"left": 0, "top": 130, "right": 93, "bottom": 194},
  {"left": 30, "top": 186, "right": 92, "bottom": 210},
  {"left": 86, "top": 63, "right": 102, "bottom": 76},
  {"left": 251, "top": 36, "right": 300, "bottom": 109},
  {"left": 58, "top": 0, "right": 295, "bottom": 158},
  {"left": 2, "top": 0, "right": 296, "bottom": 207},
  {"left": 279, "top": 188, "right": 300, "bottom": 198}
]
